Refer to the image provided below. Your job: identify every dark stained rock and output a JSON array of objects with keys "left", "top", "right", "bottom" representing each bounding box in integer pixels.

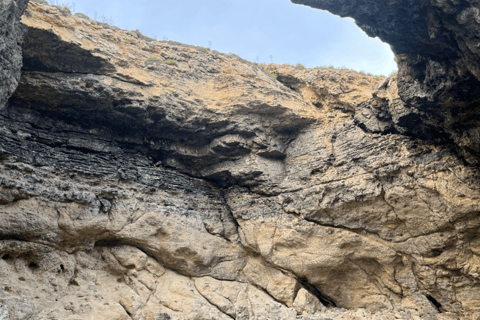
[
  {"left": 292, "top": 0, "right": 480, "bottom": 164},
  {"left": 2, "top": 1, "right": 480, "bottom": 319},
  {"left": 0, "top": 0, "right": 29, "bottom": 106}
]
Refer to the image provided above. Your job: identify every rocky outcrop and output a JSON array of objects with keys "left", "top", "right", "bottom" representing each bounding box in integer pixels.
[
  {"left": 1, "top": 1, "right": 480, "bottom": 320},
  {"left": 0, "top": 0, "right": 29, "bottom": 106},
  {"left": 293, "top": 0, "right": 480, "bottom": 165}
]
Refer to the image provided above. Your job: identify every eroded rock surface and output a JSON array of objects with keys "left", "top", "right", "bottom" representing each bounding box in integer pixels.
[
  {"left": 293, "top": 0, "right": 480, "bottom": 165},
  {"left": 1, "top": 1, "right": 480, "bottom": 320},
  {"left": 0, "top": 0, "right": 29, "bottom": 106}
]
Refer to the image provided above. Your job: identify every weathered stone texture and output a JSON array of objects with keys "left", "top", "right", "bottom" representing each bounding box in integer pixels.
[
  {"left": 293, "top": 0, "right": 480, "bottom": 165},
  {"left": 1, "top": 1, "right": 480, "bottom": 320},
  {"left": 0, "top": 0, "right": 29, "bottom": 106}
]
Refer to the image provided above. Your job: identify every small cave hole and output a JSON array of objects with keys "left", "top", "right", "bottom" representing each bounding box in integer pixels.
[
  {"left": 426, "top": 295, "right": 442, "bottom": 311},
  {"left": 2, "top": 254, "right": 11, "bottom": 260},
  {"left": 28, "top": 262, "right": 38, "bottom": 270},
  {"left": 18, "top": 277, "right": 25, "bottom": 281},
  {"left": 430, "top": 249, "right": 443, "bottom": 257},
  {"left": 60, "top": 264, "right": 65, "bottom": 271}
]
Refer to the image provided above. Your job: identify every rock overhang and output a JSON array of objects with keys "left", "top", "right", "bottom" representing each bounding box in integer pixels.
[
  {"left": 291, "top": 0, "right": 474, "bottom": 57},
  {"left": 1, "top": 0, "right": 480, "bottom": 319},
  {"left": 292, "top": 0, "right": 480, "bottom": 164}
]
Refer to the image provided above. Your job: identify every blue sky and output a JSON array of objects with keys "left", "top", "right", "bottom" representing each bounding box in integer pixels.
[{"left": 55, "top": 0, "right": 397, "bottom": 75}]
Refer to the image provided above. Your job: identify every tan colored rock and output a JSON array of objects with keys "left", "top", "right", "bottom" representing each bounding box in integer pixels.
[
  {"left": 111, "top": 245, "right": 148, "bottom": 270},
  {"left": 1, "top": 1, "right": 480, "bottom": 319},
  {"left": 145, "top": 256, "right": 166, "bottom": 277},
  {"left": 194, "top": 277, "right": 238, "bottom": 318},
  {"left": 243, "top": 256, "right": 301, "bottom": 306},
  {"left": 194, "top": 276, "right": 299, "bottom": 320},
  {"left": 153, "top": 271, "right": 232, "bottom": 320},
  {"left": 94, "top": 303, "right": 131, "bottom": 320},
  {"left": 292, "top": 288, "right": 325, "bottom": 315}
]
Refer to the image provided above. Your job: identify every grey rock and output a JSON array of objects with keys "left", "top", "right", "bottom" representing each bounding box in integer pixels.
[
  {"left": 0, "top": 0, "right": 29, "bottom": 107},
  {"left": 0, "top": 304, "right": 7, "bottom": 320},
  {"left": 1, "top": 1, "right": 480, "bottom": 319},
  {"left": 292, "top": 0, "right": 480, "bottom": 164}
]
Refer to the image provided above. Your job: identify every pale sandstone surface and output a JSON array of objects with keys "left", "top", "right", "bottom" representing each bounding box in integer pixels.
[{"left": 0, "top": 1, "right": 480, "bottom": 320}]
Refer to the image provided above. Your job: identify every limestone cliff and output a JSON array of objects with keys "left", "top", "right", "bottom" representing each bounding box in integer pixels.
[{"left": 1, "top": 1, "right": 480, "bottom": 320}]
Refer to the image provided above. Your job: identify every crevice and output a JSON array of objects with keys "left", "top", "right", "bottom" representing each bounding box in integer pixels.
[
  {"left": 353, "top": 116, "right": 399, "bottom": 136},
  {"left": 298, "top": 277, "right": 337, "bottom": 307},
  {"left": 377, "top": 179, "right": 419, "bottom": 247},
  {"left": 194, "top": 285, "right": 235, "bottom": 320},
  {"left": 118, "top": 302, "right": 134, "bottom": 320},
  {"left": 347, "top": 257, "right": 397, "bottom": 308},
  {"left": 426, "top": 295, "right": 442, "bottom": 312},
  {"left": 302, "top": 214, "right": 382, "bottom": 240},
  {"left": 21, "top": 66, "right": 104, "bottom": 76},
  {"left": 144, "top": 281, "right": 158, "bottom": 306}
]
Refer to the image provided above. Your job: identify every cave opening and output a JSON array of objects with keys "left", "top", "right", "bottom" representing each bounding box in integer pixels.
[{"left": 28, "top": 262, "right": 38, "bottom": 270}]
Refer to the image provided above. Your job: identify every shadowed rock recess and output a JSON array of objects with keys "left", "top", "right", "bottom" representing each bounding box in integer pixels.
[{"left": 1, "top": 0, "right": 480, "bottom": 319}]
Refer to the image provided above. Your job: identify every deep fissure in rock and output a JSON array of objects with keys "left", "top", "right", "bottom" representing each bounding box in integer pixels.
[{"left": 427, "top": 295, "right": 443, "bottom": 312}]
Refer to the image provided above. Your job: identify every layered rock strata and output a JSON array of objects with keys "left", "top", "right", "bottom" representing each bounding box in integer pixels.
[
  {"left": 0, "top": 1, "right": 480, "bottom": 320},
  {"left": 293, "top": 0, "right": 480, "bottom": 165}
]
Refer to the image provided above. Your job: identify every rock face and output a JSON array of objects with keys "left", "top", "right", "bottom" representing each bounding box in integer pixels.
[
  {"left": 1, "top": 1, "right": 480, "bottom": 320},
  {"left": 293, "top": 0, "right": 480, "bottom": 165},
  {"left": 0, "top": 0, "right": 29, "bottom": 106}
]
